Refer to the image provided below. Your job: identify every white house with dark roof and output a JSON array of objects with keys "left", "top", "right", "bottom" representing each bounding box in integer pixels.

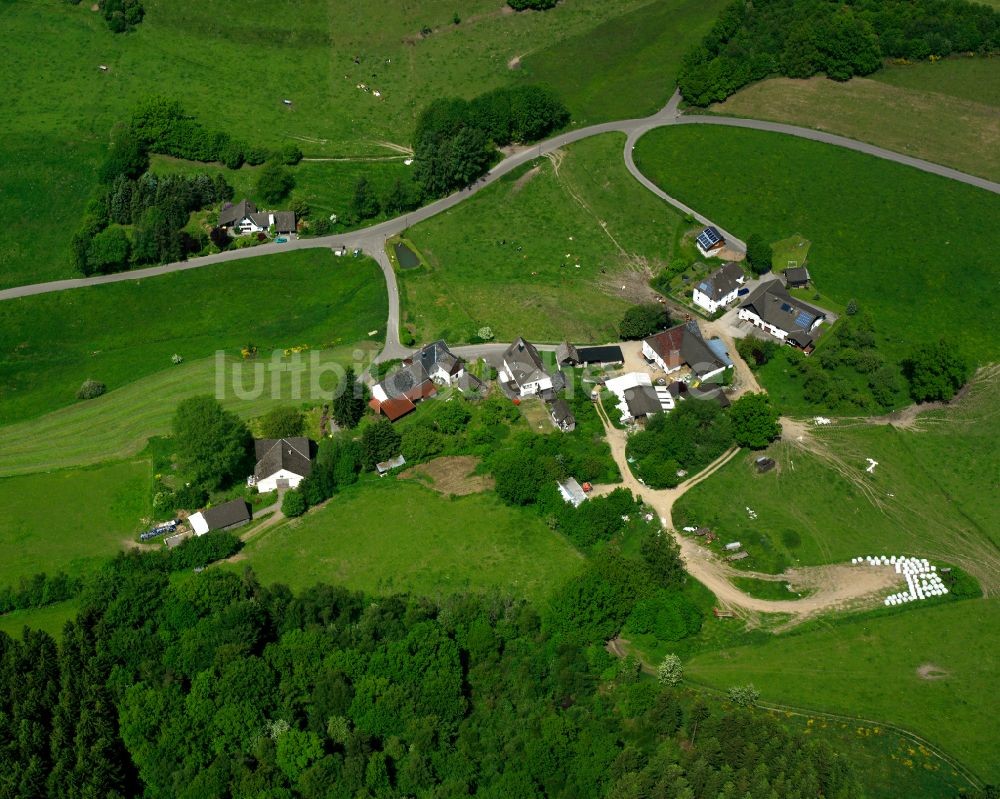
[
  {"left": 692, "top": 262, "right": 745, "bottom": 314},
  {"left": 253, "top": 436, "right": 312, "bottom": 493},
  {"left": 499, "top": 338, "right": 553, "bottom": 396},
  {"left": 219, "top": 199, "right": 295, "bottom": 236},
  {"left": 737, "top": 280, "right": 826, "bottom": 350}
]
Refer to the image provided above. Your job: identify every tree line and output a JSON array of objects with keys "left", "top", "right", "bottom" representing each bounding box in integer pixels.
[
  {"left": 678, "top": 0, "right": 1000, "bottom": 106},
  {"left": 0, "top": 553, "right": 868, "bottom": 798},
  {"left": 413, "top": 85, "right": 569, "bottom": 197}
]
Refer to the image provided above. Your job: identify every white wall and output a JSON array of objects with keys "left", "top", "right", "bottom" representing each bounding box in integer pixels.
[
  {"left": 257, "top": 469, "right": 305, "bottom": 494},
  {"left": 738, "top": 308, "right": 788, "bottom": 341}
]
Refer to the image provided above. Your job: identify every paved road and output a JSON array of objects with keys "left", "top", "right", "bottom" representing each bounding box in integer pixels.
[{"left": 4, "top": 90, "right": 997, "bottom": 360}]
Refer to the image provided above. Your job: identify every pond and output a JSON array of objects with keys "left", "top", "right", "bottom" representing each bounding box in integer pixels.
[{"left": 393, "top": 241, "right": 421, "bottom": 269}]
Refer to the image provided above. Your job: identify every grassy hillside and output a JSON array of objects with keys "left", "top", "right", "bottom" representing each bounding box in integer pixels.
[
  {"left": 674, "top": 370, "right": 1000, "bottom": 586},
  {"left": 708, "top": 70, "right": 1000, "bottom": 182},
  {"left": 633, "top": 125, "right": 1000, "bottom": 363},
  {"left": 0, "top": 599, "right": 82, "bottom": 639},
  {"left": 0, "top": 0, "right": 719, "bottom": 289},
  {"left": 0, "top": 461, "right": 150, "bottom": 585},
  {"left": 401, "top": 133, "right": 684, "bottom": 343},
  {"left": 871, "top": 57, "right": 1000, "bottom": 106},
  {"left": 686, "top": 598, "right": 1000, "bottom": 785},
  {"left": 232, "top": 479, "right": 585, "bottom": 603},
  {"left": 0, "top": 249, "right": 386, "bottom": 426},
  {"left": 0, "top": 345, "right": 374, "bottom": 477},
  {"left": 520, "top": 0, "right": 729, "bottom": 123}
]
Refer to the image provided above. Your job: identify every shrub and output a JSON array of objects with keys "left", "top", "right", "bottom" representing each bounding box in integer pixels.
[
  {"left": 258, "top": 406, "right": 305, "bottom": 438},
  {"left": 280, "top": 143, "right": 303, "bottom": 165},
  {"left": 657, "top": 654, "right": 684, "bottom": 686},
  {"left": 745, "top": 234, "right": 773, "bottom": 275},
  {"left": 281, "top": 490, "right": 307, "bottom": 517},
  {"left": 624, "top": 590, "right": 702, "bottom": 641},
  {"left": 728, "top": 684, "right": 760, "bottom": 707},
  {"left": 903, "top": 339, "right": 969, "bottom": 403},
  {"left": 619, "top": 304, "right": 670, "bottom": 340},
  {"left": 256, "top": 161, "right": 295, "bottom": 204},
  {"left": 76, "top": 379, "right": 107, "bottom": 400}
]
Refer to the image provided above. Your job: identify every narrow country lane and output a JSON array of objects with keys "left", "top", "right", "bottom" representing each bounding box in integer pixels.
[{"left": 593, "top": 396, "right": 902, "bottom": 621}]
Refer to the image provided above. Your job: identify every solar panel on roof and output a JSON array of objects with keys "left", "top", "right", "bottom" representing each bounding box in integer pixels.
[
  {"left": 696, "top": 227, "right": 721, "bottom": 248},
  {"left": 794, "top": 311, "right": 814, "bottom": 328}
]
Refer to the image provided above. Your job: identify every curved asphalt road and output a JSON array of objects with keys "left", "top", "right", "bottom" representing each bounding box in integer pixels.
[{"left": 3, "top": 90, "right": 997, "bottom": 360}]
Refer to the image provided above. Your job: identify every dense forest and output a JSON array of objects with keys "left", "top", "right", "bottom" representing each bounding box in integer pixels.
[
  {"left": 0, "top": 545, "right": 865, "bottom": 798},
  {"left": 678, "top": 0, "right": 1000, "bottom": 105}
]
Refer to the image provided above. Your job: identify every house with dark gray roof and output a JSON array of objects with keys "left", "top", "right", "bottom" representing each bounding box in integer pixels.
[
  {"left": 784, "top": 266, "right": 810, "bottom": 288},
  {"left": 369, "top": 340, "right": 481, "bottom": 421},
  {"left": 737, "top": 280, "right": 826, "bottom": 350},
  {"left": 219, "top": 199, "right": 295, "bottom": 236},
  {"left": 188, "top": 499, "right": 251, "bottom": 536},
  {"left": 499, "top": 338, "right": 553, "bottom": 397},
  {"left": 692, "top": 261, "right": 745, "bottom": 314},
  {"left": 547, "top": 398, "right": 576, "bottom": 432},
  {"left": 253, "top": 437, "right": 312, "bottom": 493},
  {"left": 641, "top": 321, "right": 731, "bottom": 381},
  {"left": 695, "top": 226, "right": 725, "bottom": 257}
]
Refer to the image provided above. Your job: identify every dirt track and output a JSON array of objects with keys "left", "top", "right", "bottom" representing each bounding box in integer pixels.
[{"left": 594, "top": 397, "right": 903, "bottom": 624}]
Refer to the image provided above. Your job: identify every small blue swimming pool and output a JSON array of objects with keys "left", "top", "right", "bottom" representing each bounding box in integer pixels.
[{"left": 276, "top": 237, "right": 288, "bottom": 244}]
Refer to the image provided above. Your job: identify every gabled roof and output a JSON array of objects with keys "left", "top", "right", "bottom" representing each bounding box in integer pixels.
[
  {"left": 370, "top": 395, "right": 416, "bottom": 421},
  {"left": 739, "top": 280, "right": 826, "bottom": 343},
  {"left": 503, "top": 337, "right": 550, "bottom": 386},
  {"left": 254, "top": 437, "right": 312, "bottom": 480},
  {"left": 272, "top": 211, "right": 296, "bottom": 232},
  {"left": 644, "top": 321, "right": 728, "bottom": 378},
  {"left": 456, "top": 371, "right": 487, "bottom": 396},
  {"left": 556, "top": 342, "right": 580, "bottom": 366},
  {"left": 784, "top": 266, "right": 810, "bottom": 284},
  {"left": 696, "top": 226, "right": 724, "bottom": 250},
  {"left": 695, "top": 262, "right": 744, "bottom": 302},
  {"left": 377, "top": 361, "right": 432, "bottom": 399},
  {"left": 623, "top": 385, "right": 664, "bottom": 418},
  {"left": 549, "top": 398, "right": 575, "bottom": 425},
  {"left": 219, "top": 199, "right": 258, "bottom": 226},
  {"left": 412, "top": 340, "right": 463, "bottom": 377},
  {"left": 201, "top": 499, "right": 251, "bottom": 530}
]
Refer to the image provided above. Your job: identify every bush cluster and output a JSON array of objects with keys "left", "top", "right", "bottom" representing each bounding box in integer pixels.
[{"left": 679, "top": 0, "right": 1000, "bottom": 106}]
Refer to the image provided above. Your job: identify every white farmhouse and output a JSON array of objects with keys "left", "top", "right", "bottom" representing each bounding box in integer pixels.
[
  {"left": 692, "top": 261, "right": 745, "bottom": 314},
  {"left": 219, "top": 199, "right": 295, "bottom": 236},
  {"left": 737, "top": 280, "right": 826, "bottom": 351},
  {"left": 253, "top": 437, "right": 312, "bottom": 493},
  {"left": 498, "top": 337, "right": 553, "bottom": 396}
]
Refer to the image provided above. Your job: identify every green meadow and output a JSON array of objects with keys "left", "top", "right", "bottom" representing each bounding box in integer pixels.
[
  {"left": 401, "top": 133, "right": 685, "bottom": 343},
  {"left": 0, "top": 249, "right": 386, "bottom": 426},
  {"left": 520, "top": 0, "right": 729, "bottom": 124},
  {"left": 686, "top": 598, "right": 1000, "bottom": 785},
  {"left": 674, "top": 371, "right": 1000, "bottom": 586},
  {"left": 1, "top": 0, "right": 717, "bottom": 289},
  {"left": 0, "top": 599, "right": 81, "bottom": 640},
  {"left": 232, "top": 479, "right": 585, "bottom": 604},
  {"left": 0, "top": 460, "right": 150, "bottom": 585},
  {"left": 633, "top": 125, "right": 1000, "bottom": 363}
]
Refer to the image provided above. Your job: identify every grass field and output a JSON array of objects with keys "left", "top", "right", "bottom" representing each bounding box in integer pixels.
[
  {"left": 633, "top": 126, "right": 1000, "bottom": 364},
  {"left": 0, "top": 460, "right": 150, "bottom": 585},
  {"left": 0, "top": 0, "right": 718, "bottom": 289},
  {"left": 520, "top": 0, "right": 728, "bottom": 124},
  {"left": 401, "top": 133, "right": 684, "bottom": 343},
  {"left": 0, "top": 345, "right": 378, "bottom": 477},
  {"left": 232, "top": 479, "right": 584, "bottom": 603},
  {"left": 674, "top": 371, "right": 1000, "bottom": 585},
  {"left": 872, "top": 57, "right": 1000, "bottom": 106},
  {"left": 0, "top": 249, "right": 385, "bottom": 426},
  {"left": 708, "top": 72, "right": 1000, "bottom": 181},
  {"left": 686, "top": 598, "right": 1000, "bottom": 784},
  {"left": 0, "top": 599, "right": 81, "bottom": 640}
]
